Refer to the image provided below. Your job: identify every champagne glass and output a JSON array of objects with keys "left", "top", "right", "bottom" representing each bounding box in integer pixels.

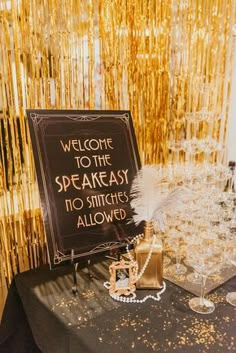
[
  {"left": 167, "top": 229, "right": 187, "bottom": 275},
  {"left": 186, "top": 243, "right": 224, "bottom": 314},
  {"left": 168, "top": 140, "right": 184, "bottom": 163},
  {"left": 182, "top": 138, "right": 201, "bottom": 164},
  {"left": 184, "top": 234, "right": 202, "bottom": 284},
  {"left": 201, "top": 138, "right": 220, "bottom": 164},
  {"left": 225, "top": 242, "right": 236, "bottom": 306}
]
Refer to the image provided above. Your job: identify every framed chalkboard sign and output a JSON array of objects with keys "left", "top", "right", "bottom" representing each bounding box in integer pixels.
[{"left": 26, "top": 110, "right": 141, "bottom": 267}]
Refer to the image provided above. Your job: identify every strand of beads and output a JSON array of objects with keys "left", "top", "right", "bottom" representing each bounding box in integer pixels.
[
  {"left": 103, "top": 281, "right": 111, "bottom": 290},
  {"left": 125, "top": 233, "right": 143, "bottom": 278},
  {"left": 126, "top": 234, "right": 157, "bottom": 283},
  {"left": 109, "top": 281, "right": 166, "bottom": 303}
]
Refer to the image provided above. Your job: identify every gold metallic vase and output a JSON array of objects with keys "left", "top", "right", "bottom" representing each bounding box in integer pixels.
[{"left": 135, "top": 221, "right": 163, "bottom": 289}]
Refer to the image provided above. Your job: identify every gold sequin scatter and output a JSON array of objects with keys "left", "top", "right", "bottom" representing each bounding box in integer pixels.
[
  {"left": 177, "top": 318, "right": 225, "bottom": 349},
  {"left": 207, "top": 292, "right": 227, "bottom": 304},
  {"left": 50, "top": 286, "right": 119, "bottom": 328},
  {"left": 62, "top": 282, "right": 236, "bottom": 352},
  {"left": 164, "top": 271, "right": 186, "bottom": 283},
  {"left": 178, "top": 290, "right": 222, "bottom": 306},
  {"left": 101, "top": 314, "right": 160, "bottom": 351},
  {"left": 81, "top": 290, "right": 95, "bottom": 299},
  {"left": 223, "top": 316, "right": 231, "bottom": 323},
  {"left": 209, "top": 274, "right": 224, "bottom": 283},
  {"left": 51, "top": 296, "right": 92, "bottom": 328}
]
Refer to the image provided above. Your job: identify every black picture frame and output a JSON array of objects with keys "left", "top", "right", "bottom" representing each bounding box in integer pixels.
[{"left": 26, "top": 110, "right": 141, "bottom": 267}]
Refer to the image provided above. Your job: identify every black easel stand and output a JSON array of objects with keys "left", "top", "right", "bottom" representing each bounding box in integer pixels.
[
  {"left": 86, "top": 259, "right": 93, "bottom": 278},
  {"left": 71, "top": 249, "right": 78, "bottom": 295}
]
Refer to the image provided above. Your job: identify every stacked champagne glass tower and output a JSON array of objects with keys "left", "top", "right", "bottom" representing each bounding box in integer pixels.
[{"left": 160, "top": 84, "right": 236, "bottom": 314}]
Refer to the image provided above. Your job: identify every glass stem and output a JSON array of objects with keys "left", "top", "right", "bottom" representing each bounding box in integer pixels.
[
  {"left": 200, "top": 274, "right": 207, "bottom": 306},
  {"left": 175, "top": 247, "right": 181, "bottom": 270},
  {"left": 193, "top": 271, "right": 199, "bottom": 279},
  {"left": 176, "top": 150, "right": 179, "bottom": 164},
  {"left": 193, "top": 122, "right": 197, "bottom": 138}
]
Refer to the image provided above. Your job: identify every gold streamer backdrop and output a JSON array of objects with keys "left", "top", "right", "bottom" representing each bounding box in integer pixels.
[{"left": 0, "top": 0, "right": 235, "bottom": 315}]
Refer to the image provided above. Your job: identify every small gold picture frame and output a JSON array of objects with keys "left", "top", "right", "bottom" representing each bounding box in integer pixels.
[{"left": 109, "top": 259, "right": 136, "bottom": 296}]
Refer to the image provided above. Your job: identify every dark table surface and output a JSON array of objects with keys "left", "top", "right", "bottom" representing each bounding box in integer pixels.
[{"left": 0, "top": 258, "right": 235, "bottom": 353}]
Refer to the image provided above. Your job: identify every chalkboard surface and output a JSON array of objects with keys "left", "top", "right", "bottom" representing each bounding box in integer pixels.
[{"left": 26, "top": 110, "right": 141, "bottom": 267}]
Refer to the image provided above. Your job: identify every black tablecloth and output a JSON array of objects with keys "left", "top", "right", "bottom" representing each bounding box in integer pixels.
[{"left": 0, "top": 259, "right": 235, "bottom": 353}]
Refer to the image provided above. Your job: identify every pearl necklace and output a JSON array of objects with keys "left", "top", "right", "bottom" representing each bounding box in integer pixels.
[
  {"left": 104, "top": 281, "right": 166, "bottom": 303},
  {"left": 104, "top": 233, "right": 166, "bottom": 303},
  {"left": 126, "top": 233, "right": 157, "bottom": 282}
]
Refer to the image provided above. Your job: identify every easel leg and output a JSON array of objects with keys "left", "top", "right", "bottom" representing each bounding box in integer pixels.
[
  {"left": 71, "top": 249, "right": 78, "bottom": 295},
  {"left": 72, "top": 263, "right": 78, "bottom": 295}
]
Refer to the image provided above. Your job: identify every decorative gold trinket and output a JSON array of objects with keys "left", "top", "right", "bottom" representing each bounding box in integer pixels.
[{"left": 109, "top": 260, "right": 136, "bottom": 296}]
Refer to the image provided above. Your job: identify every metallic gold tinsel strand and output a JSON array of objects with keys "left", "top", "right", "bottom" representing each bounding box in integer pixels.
[{"left": 0, "top": 0, "right": 235, "bottom": 316}]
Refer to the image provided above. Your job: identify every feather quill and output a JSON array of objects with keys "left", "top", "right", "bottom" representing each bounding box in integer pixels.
[{"left": 130, "top": 165, "right": 191, "bottom": 227}]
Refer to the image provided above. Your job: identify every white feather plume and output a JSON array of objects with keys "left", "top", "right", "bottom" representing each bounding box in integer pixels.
[{"left": 130, "top": 165, "right": 191, "bottom": 226}]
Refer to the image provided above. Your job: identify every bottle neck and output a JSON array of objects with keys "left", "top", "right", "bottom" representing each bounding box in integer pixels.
[{"left": 144, "top": 221, "right": 154, "bottom": 241}]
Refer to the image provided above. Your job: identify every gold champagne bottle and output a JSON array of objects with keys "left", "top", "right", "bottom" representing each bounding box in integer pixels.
[{"left": 135, "top": 221, "right": 163, "bottom": 289}]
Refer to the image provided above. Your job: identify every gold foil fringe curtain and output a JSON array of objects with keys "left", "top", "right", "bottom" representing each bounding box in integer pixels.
[{"left": 0, "top": 0, "right": 235, "bottom": 306}]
